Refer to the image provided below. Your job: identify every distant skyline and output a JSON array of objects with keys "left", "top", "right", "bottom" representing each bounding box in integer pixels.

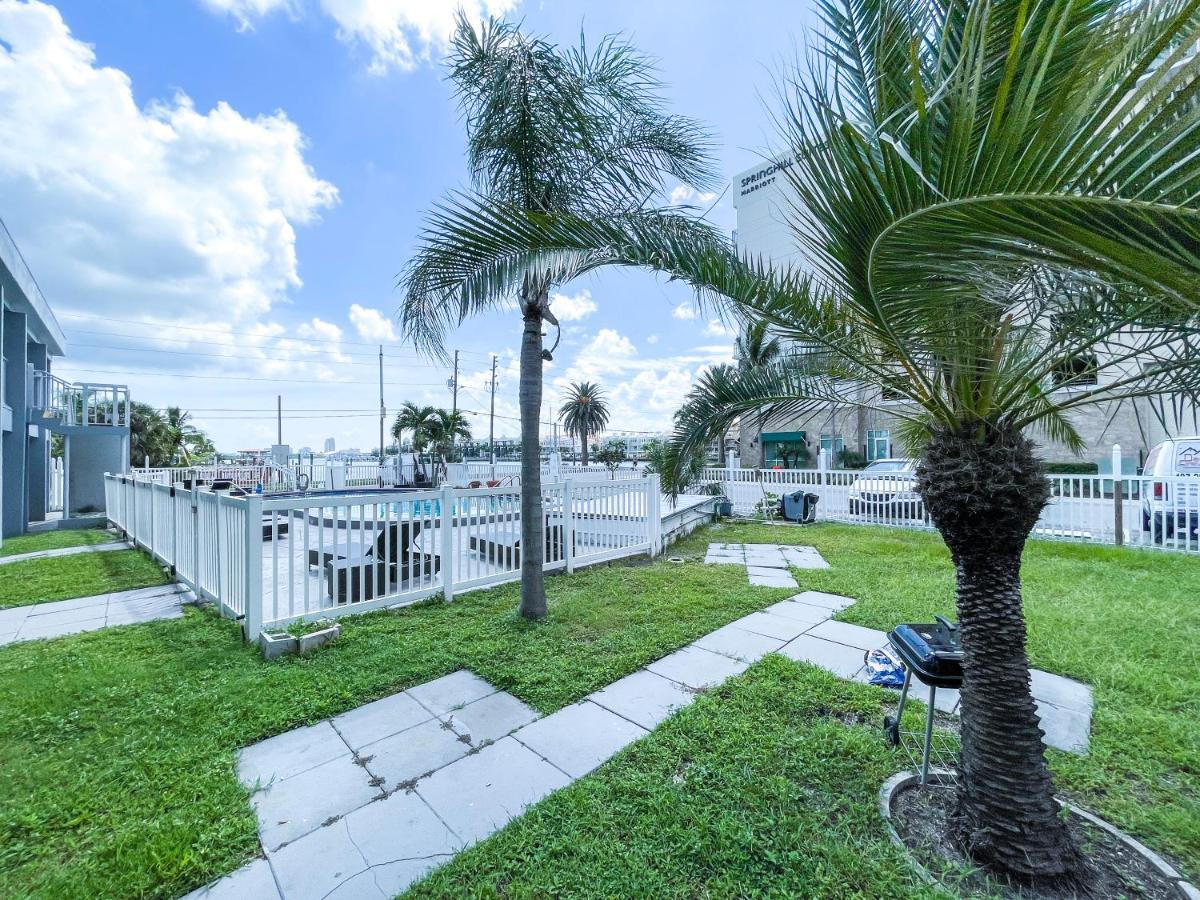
[{"left": 0, "top": 0, "right": 816, "bottom": 451}]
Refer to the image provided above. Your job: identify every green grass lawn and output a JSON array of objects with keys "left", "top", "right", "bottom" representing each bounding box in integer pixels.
[
  {"left": 671, "top": 523, "right": 1200, "bottom": 874},
  {"left": 0, "top": 522, "right": 1195, "bottom": 898},
  {"left": 0, "top": 550, "right": 170, "bottom": 609},
  {"left": 0, "top": 556, "right": 793, "bottom": 899},
  {"left": 0, "top": 527, "right": 117, "bottom": 558},
  {"left": 409, "top": 657, "right": 942, "bottom": 899}
]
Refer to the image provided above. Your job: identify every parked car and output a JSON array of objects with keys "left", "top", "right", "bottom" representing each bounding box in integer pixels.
[
  {"left": 1140, "top": 437, "right": 1200, "bottom": 542},
  {"left": 847, "top": 458, "right": 924, "bottom": 520}
]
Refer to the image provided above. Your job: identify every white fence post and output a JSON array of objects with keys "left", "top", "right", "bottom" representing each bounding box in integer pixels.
[
  {"left": 441, "top": 484, "right": 455, "bottom": 602},
  {"left": 244, "top": 494, "right": 263, "bottom": 641},
  {"left": 563, "top": 479, "right": 575, "bottom": 574},
  {"left": 1112, "top": 443, "right": 1124, "bottom": 547},
  {"left": 647, "top": 474, "right": 662, "bottom": 555}
]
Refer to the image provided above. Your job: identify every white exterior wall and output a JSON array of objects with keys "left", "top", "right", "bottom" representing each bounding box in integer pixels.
[{"left": 730, "top": 158, "right": 1180, "bottom": 466}]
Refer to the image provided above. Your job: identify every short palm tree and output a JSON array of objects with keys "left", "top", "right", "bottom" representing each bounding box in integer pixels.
[
  {"left": 392, "top": 402, "right": 437, "bottom": 453},
  {"left": 400, "top": 15, "right": 714, "bottom": 620},
  {"left": 558, "top": 381, "right": 610, "bottom": 466},
  {"left": 427, "top": 409, "right": 473, "bottom": 461},
  {"left": 389, "top": 0, "right": 1200, "bottom": 883}
]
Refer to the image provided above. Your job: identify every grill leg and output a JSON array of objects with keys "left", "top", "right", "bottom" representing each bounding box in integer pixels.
[
  {"left": 896, "top": 667, "right": 912, "bottom": 720},
  {"left": 920, "top": 684, "right": 937, "bottom": 785}
]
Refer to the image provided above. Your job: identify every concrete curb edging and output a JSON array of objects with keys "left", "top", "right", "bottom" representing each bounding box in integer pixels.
[{"left": 879, "top": 770, "right": 1197, "bottom": 898}]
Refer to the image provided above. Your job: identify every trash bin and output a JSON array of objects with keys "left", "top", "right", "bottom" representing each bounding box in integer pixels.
[{"left": 781, "top": 491, "right": 819, "bottom": 523}]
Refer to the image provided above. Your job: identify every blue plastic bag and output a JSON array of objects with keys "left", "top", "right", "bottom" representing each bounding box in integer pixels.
[{"left": 864, "top": 646, "right": 906, "bottom": 687}]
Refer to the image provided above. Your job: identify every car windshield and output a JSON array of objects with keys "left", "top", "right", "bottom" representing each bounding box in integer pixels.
[{"left": 864, "top": 460, "right": 912, "bottom": 472}]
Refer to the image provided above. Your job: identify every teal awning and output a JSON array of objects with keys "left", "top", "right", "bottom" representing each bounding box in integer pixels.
[{"left": 761, "top": 431, "right": 805, "bottom": 442}]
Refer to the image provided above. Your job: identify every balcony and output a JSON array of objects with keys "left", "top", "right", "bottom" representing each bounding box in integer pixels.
[{"left": 28, "top": 370, "right": 130, "bottom": 429}]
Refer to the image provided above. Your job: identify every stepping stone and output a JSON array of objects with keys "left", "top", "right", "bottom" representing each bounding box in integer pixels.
[
  {"left": 805, "top": 619, "right": 888, "bottom": 652},
  {"left": 238, "top": 722, "right": 348, "bottom": 789},
  {"left": 762, "top": 600, "right": 833, "bottom": 626},
  {"left": 252, "top": 753, "right": 378, "bottom": 851},
  {"left": 790, "top": 591, "right": 855, "bottom": 612},
  {"left": 692, "top": 624, "right": 786, "bottom": 663},
  {"left": 417, "top": 737, "right": 572, "bottom": 847},
  {"left": 359, "top": 717, "right": 472, "bottom": 789},
  {"left": 588, "top": 669, "right": 696, "bottom": 730},
  {"left": 267, "top": 818, "right": 368, "bottom": 900},
  {"left": 747, "top": 571, "right": 799, "bottom": 589},
  {"left": 778, "top": 635, "right": 866, "bottom": 679},
  {"left": 704, "top": 556, "right": 745, "bottom": 566},
  {"left": 780, "top": 546, "right": 830, "bottom": 569},
  {"left": 340, "top": 789, "right": 461, "bottom": 894},
  {"left": 729, "top": 611, "right": 811, "bottom": 641},
  {"left": 513, "top": 701, "right": 647, "bottom": 778},
  {"left": 332, "top": 692, "right": 432, "bottom": 752},
  {"left": 182, "top": 858, "right": 280, "bottom": 900},
  {"left": 647, "top": 645, "right": 749, "bottom": 691},
  {"left": 407, "top": 670, "right": 497, "bottom": 716},
  {"left": 1030, "top": 668, "right": 1093, "bottom": 715},
  {"left": 1035, "top": 699, "right": 1091, "bottom": 753},
  {"left": 444, "top": 691, "right": 539, "bottom": 747}
]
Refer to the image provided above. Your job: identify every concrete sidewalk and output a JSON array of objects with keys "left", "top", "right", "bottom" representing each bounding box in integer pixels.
[
  {"left": 0, "top": 583, "right": 186, "bottom": 646},
  {"left": 0, "top": 540, "right": 128, "bottom": 566}
]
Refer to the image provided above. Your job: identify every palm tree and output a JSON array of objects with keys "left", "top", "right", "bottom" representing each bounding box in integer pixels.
[
  {"left": 392, "top": 402, "right": 438, "bottom": 452},
  {"left": 386, "top": 0, "right": 1200, "bottom": 883},
  {"left": 734, "top": 319, "right": 781, "bottom": 370},
  {"left": 426, "top": 409, "right": 473, "bottom": 461},
  {"left": 400, "top": 15, "right": 714, "bottom": 620},
  {"left": 558, "top": 381, "right": 610, "bottom": 466}
]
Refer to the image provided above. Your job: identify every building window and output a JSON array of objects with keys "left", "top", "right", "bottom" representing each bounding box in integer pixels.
[
  {"left": 761, "top": 431, "right": 808, "bottom": 468},
  {"left": 867, "top": 429, "right": 890, "bottom": 462},
  {"left": 819, "top": 433, "right": 844, "bottom": 464}
]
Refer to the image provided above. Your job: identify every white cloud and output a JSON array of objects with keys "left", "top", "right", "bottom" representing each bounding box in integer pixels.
[
  {"left": 549, "top": 288, "right": 598, "bottom": 322},
  {"left": 204, "top": 0, "right": 521, "bottom": 73},
  {"left": 200, "top": 0, "right": 300, "bottom": 30},
  {"left": 669, "top": 184, "right": 718, "bottom": 206},
  {"left": 296, "top": 317, "right": 343, "bottom": 342},
  {"left": 671, "top": 302, "right": 698, "bottom": 320},
  {"left": 320, "top": 0, "right": 518, "bottom": 74},
  {"left": 0, "top": 1, "right": 337, "bottom": 324},
  {"left": 348, "top": 304, "right": 398, "bottom": 341},
  {"left": 704, "top": 319, "right": 736, "bottom": 338},
  {"left": 646, "top": 334, "right": 659, "bottom": 345}
]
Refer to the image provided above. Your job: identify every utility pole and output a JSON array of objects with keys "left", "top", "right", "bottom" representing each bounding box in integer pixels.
[
  {"left": 450, "top": 349, "right": 459, "bottom": 416},
  {"left": 276, "top": 395, "right": 282, "bottom": 446},
  {"left": 378, "top": 345, "right": 385, "bottom": 462},
  {"left": 488, "top": 354, "right": 498, "bottom": 470}
]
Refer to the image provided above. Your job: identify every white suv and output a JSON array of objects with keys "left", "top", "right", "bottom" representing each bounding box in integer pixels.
[{"left": 1140, "top": 437, "right": 1200, "bottom": 542}]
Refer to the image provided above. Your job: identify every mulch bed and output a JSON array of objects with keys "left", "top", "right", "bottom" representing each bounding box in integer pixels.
[{"left": 891, "top": 782, "right": 1180, "bottom": 899}]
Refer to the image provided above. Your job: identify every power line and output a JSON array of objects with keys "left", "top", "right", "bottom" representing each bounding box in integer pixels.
[{"left": 54, "top": 365, "right": 451, "bottom": 387}]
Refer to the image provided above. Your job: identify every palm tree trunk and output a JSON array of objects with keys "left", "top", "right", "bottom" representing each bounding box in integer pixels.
[
  {"left": 581, "top": 432, "right": 589, "bottom": 467},
  {"left": 917, "top": 427, "right": 1081, "bottom": 883},
  {"left": 518, "top": 302, "right": 547, "bottom": 620}
]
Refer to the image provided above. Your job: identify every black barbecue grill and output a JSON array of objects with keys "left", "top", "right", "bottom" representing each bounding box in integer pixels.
[{"left": 883, "top": 615, "right": 964, "bottom": 784}]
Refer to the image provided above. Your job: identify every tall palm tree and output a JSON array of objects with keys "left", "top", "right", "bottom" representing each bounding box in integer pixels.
[
  {"left": 734, "top": 319, "right": 781, "bottom": 370},
  {"left": 385, "top": 0, "right": 1200, "bottom": 883},
  {"left": 558, "top": 381, "right": 610, "bottom": 466},
  {"left": 400, "top": 15, "right": 714, "bottom": 620}
]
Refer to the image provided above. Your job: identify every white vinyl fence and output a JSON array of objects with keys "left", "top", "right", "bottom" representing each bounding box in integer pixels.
[
  {"left": 699, "top": 464, "right": 1200, "bottom": 553},
  {"left": 105, "top": 474, "right": 663, "bottom": 640}
]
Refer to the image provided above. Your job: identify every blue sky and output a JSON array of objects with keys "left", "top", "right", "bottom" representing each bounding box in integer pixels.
[{"left": 0, "top": 0, "right": 814, "bottom": 451}]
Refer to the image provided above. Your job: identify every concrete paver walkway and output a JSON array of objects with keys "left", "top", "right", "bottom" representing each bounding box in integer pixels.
[
  {"left": 0, "top": 583, "right": 186, "bottom": 646},
  {"left": 0, "top": 540, "right": 128, "bottom": 566},
  {"left": 704, "top": 542, "right": 829, "bottom": 588},
  {"left": 187, "top": 558, "right": 1093, "bottom": 900}
]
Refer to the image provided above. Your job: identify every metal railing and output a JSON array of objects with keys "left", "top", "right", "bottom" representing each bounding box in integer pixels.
[
  {"left": 105, "top": 473, "right": 664, "bottom": 639},
  {"left": 29, "top": 371, "right": 130, "bottom": 427}
]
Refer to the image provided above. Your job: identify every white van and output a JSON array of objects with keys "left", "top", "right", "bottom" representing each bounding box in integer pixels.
[{"left": 1140, "top": 437, "right": 1200, "bottom": 541}]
